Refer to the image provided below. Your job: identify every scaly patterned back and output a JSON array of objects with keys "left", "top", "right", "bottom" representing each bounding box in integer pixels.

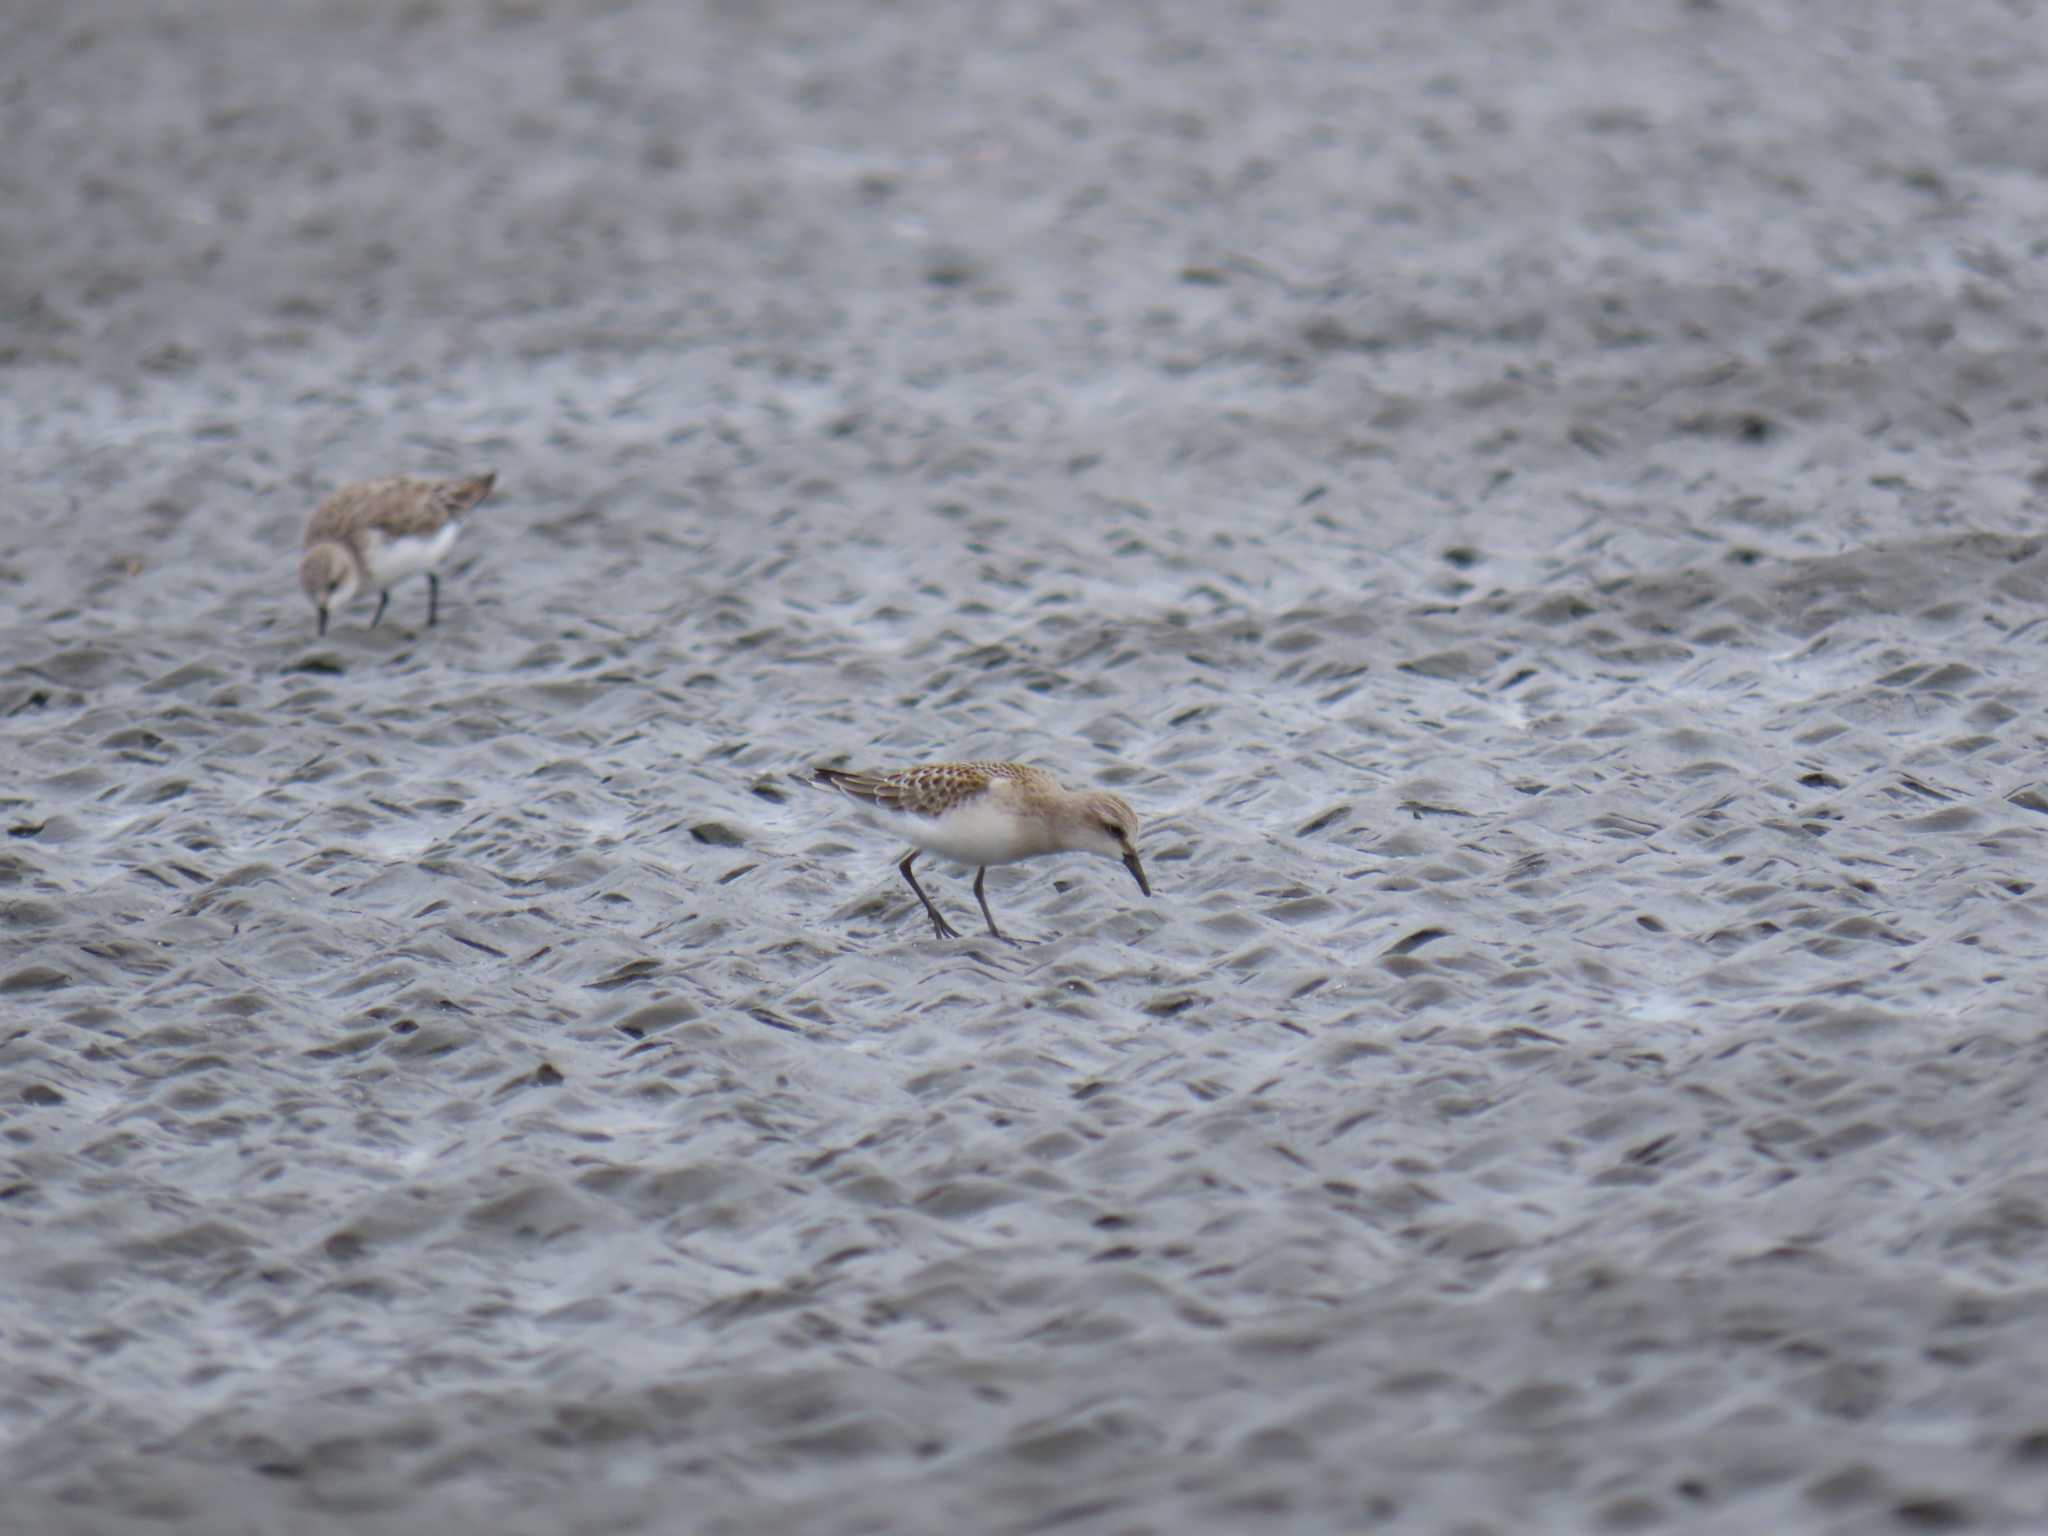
[{"left": 817, "top": 762, "right": 1056, "bottom": 818}]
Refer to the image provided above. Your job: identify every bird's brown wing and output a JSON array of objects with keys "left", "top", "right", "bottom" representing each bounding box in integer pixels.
[
  {"left": 304, "top": 474, "right": 495, "bottom": 545},
  {"left": 815, "top": 762, "right": 1046, "bottom": 818}
]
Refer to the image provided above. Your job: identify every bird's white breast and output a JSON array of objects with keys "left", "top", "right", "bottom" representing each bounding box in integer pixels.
[
  {"left": 894, "top": 793, "right": 1048, "bottom": 867},
  {"left": 363, "top": 520, "right": 462, "bottom": 586}
]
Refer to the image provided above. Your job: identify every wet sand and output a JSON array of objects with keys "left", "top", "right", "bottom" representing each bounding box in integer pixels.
[{"left": 7, "top": 2, "right": 2048, "bottom": 1531}]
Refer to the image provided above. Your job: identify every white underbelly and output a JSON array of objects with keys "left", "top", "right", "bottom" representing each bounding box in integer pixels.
[
  {"left": 892, "top": 799, "right": 1042, "bottom": 867},
  {"left": 364, "top": 521, "right": 461, "bottom": 586}
]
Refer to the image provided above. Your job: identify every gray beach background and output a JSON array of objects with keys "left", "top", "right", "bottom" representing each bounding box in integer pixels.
[{"left": 7, "top": 1, "right": 2048, "bottom": 1531}]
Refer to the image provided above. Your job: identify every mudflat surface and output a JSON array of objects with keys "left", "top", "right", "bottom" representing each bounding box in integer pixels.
[{"left": 7, "top": 2, "right": 2048, "bottom": 1531}]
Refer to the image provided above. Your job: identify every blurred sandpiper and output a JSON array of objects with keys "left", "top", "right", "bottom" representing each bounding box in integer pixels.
[{"left": 299, "top": 471, "right": 497, "bottom": 635}]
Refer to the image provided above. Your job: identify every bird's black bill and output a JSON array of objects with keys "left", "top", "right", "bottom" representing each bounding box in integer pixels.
[{"left": 1124, "top": 851, "right": 1151, "bottom": 897}]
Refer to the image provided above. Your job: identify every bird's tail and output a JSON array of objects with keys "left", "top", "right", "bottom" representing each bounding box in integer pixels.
[
  {"left": 433, "top": 471, "right": 497, "bottom": 519},
  {"left": 806, "top": 766, "right": 887, "bottom": 804}
]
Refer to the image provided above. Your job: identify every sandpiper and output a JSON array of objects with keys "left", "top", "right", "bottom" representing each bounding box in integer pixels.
[
  {"left": 811, "top": 761, "right": 1150, "bottom": 941},
  {"left": 299, "top": 472, "right": 497, "bottom": 635}
]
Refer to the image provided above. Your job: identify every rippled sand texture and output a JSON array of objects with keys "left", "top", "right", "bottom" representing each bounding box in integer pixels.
[{"left": 9, "top": 2, "right": 2048, "bottom": 1531}]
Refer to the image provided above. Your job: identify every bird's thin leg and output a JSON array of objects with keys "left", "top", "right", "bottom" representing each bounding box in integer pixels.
[
  {"left": 427, "top": 572, "right": 440, "bottom": 628},
  {"left": 898, "top": 851, "right": 959, "bottom": 939},
  {"left": 370, "top": 590, "right": 391, "bottom": 629},
  {"left": 317, "top": 606, "right": 329, "bottom": 637},
  {"left": 971, "top": 866, "right": 1015, "bottom": 943}
]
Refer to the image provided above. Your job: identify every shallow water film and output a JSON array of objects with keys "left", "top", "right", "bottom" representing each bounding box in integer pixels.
[{"left": 8, "top": 2, "right": 2048, "bottom": 1531}]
